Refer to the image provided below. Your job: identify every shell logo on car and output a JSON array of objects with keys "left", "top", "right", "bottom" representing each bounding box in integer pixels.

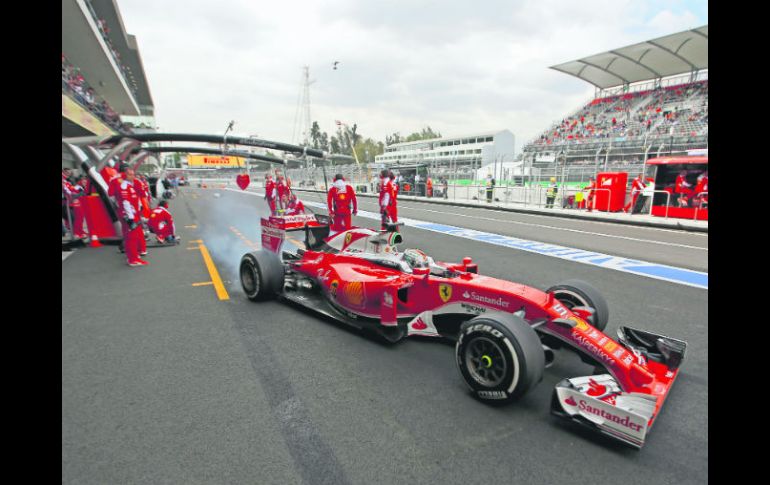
[{"left": 343, "top": 281, "right": 365, "bottom": 306}]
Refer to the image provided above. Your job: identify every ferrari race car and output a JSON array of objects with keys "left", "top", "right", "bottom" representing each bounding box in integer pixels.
[{"left": 239, "top": 214, "right": 687, "bottom": 449}]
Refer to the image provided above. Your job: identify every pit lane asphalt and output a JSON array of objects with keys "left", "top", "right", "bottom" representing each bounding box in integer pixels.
[
  {"left": 62, "top": 187, "right": 707, "bottom": 484},
  {"left": 294, "top": 189, "right": 708, "bottom": 272}
]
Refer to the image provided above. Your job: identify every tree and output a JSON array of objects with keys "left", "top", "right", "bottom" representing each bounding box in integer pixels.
[
  {"left": 330, "top": 135, "right": 340, "bottom": 155},
  {"left": 386, "top": 132, "right": 402, "bottom": 146},
  {"left": 310, "top": 121, "right": 322, "bottom": 149},
  {"left": 405, "top": 126, "right": 441, "bottom": 142}
]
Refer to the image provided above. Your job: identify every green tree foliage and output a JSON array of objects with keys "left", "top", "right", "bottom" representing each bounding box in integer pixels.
[
  {"left": 308, "top": 122, "right": 436, "bottom": 164},
  {"left": 405, "top": 126, "right": 441, "bottom": 142}
]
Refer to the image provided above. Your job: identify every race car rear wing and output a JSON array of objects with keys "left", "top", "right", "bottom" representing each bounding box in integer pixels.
[{"left": 261, "top": 214, "right": 328, "bottom": 253}]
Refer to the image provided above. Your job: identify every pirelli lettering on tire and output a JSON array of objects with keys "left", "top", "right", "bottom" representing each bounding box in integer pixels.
[{"left": 477, "top": 390, "right": 508, "bottom": 399}]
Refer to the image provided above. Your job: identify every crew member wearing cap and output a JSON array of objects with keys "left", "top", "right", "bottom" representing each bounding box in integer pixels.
[
  {"left": 378, "top": 170, "right": 396, "bottom": 230},
  {"left": 327, "top": 174, "right": 358, "bottom": 232}
]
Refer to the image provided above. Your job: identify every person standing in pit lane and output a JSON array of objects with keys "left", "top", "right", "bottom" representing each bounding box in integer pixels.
[
  {"left": 276, "top": 174, "right": 291, "bottom": 211},
  {"left": 114, "top": 168, "right": 148, "bottom": 266},
  {"left": 624, "top": 173, "right": 648, "bottom": 214},
  {"left": 388, "top": 170, "right": 399, "bottom": 225},
  {"left": 545, "top": 177, "right": 558, "bottom": 208},
  {"left": 327, "top": 174, "right": 358, "bottom": 232},
  {"left": 264, "top": 173, "right": 277, "bottom": 215},
  {"left": 378, "top": 169, "right": 393, "bottom": 230},
  {"left": 585, "top": 176, "right": 597, "bottom": 212}
]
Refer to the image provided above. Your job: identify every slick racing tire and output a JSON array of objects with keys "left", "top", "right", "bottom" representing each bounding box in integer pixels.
[
  {"left": 546, "top": 279, "right": 609, "bottom": 331},
  {"left": 240, "top": 250, "right": 284, "bottom": 301},
  {"left": 456, "top": 313, "right": 545, "bottom": 404}
]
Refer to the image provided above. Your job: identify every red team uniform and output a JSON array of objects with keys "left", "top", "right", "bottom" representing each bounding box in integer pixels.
[
  {"left": 623, "top": 175, "right": 648, "bottom": 213},
  {"left": 284, "top": 195, "right": 306, "bottom": 216},
  {"left": 378, "top": 172, "right": 397, "bottom": 229},
  {"left": 111, "top": 174, "right": 146, "bottom": 266},
  {"left": 327, "top": 177, "right": 358, "bottom": 232},
  {"left": 264, "top": 175, "right": 278, "bottom": 215},
  {"left": 148, "top": 205, "right": 176, "bottom": 242}
]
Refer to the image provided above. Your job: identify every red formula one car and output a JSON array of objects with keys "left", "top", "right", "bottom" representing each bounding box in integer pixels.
[{"left": 239, "top": 215, "right": 687, "bottom": 449}]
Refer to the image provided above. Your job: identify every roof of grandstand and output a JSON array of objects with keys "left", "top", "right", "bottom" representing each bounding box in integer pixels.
[{"left": 550, "top": 25, "right": 708, "bottom": 89}]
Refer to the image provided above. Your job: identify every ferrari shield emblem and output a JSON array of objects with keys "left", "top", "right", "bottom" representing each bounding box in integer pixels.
[
  {"left": 345, "top": 232, "right": 353, "bottom": 245},
  {"left": 439, "top": 284, "right": 452, "bottom": 303}
]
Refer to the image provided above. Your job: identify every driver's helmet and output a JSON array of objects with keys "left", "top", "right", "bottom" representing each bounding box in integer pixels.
[{"left": 403, "top": 248, "right": 429, "bottom": 269}]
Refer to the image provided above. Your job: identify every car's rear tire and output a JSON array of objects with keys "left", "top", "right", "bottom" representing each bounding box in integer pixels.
[
  {"left": 240, "top": 250, "right": 284, "bottom": 301},
  {"left": 456, "top": 313, "right": 545, "bottom": 404},
  {"left": 546, "top": 279, "right": 609, "bottom": 331}
]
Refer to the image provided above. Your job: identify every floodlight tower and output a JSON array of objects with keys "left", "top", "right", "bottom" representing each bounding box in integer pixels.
[{"left": 292, "top": 66, "right": 316, "bottom": 147}]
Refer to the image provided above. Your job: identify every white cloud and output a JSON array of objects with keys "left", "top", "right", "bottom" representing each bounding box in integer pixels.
[{"left": 115, "top": 0, "right": 707, "bottom": 151}]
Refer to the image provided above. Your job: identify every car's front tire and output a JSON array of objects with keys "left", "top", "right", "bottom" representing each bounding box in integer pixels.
[
  {"left": 546, "top": 279, "right": 609, "bottom": 331},
  {"left": 456, "top": 313, "right": 545, "bottom": 404},
  {"left": 240, "top": 250, "right": 284, "bottom": 301}
]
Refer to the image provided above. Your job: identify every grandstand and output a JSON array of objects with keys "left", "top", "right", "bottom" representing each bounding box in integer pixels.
[
  {"left": 520, "top": 25, "right": 708, "bottom": 181},
  {"left": 62, "top": 0, "right": 156, "bottom": 169}
]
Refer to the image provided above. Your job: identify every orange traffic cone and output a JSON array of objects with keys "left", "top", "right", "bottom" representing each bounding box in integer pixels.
[{"left": 90, "top": 234, "right": 103, "bottom": 248}]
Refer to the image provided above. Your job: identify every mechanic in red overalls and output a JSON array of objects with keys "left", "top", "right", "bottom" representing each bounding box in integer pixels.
[
  {"left": 327, "top": 174, "right": 358, "bottom": 232},
  {"left": 623, "top": 173, "right": 647, "bottom": 214},
  {"left": 131, "top": 173, "right": 149, "bottom": 256},
  {"left": 70, "top": 176, "right": 89, "bottom": 239},
  {"left": 276, "top": 174, "right": 291, "bottom": 211},
  {"left": 147, "top": 200, "right": 179, "bottom": 243},
  {"left": 692, "top": 170, "right": 708, "bottom": 207},
  {"left": 378, "top": 169, "right": 395, "bottom": 229},
  {"left": 100, "top": 160, "right": 120, "bottom": 188},
  {"left": 674, "top": 170, "right": 694, "bottom": 207},
  {"left": 388, "top": 170, "right": 399, "bottom": 224},
  {"left": 264, "top": 173, "right": 278, "bottom": 215},
  {"left": 284, "top": 193, "right": 306, "bottom": 216},
  {"left": 585, "top": 177, "right": 596, "bottom": 212},
  {"left": 114, "top": 168, "right": 148, "bottom": 266}
]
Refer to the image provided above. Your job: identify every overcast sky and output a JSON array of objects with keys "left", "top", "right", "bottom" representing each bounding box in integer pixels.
[{"left": 118, "top": 0, "right": 707, "bottom": 151}]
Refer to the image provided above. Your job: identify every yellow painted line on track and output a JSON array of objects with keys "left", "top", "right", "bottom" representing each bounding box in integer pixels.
[
  {"left": 185, "top": 225, "right": 198, "bottom": 229},
  {"left": 192, "top": 281, "right": 213, "bottom": 287},
  {"left": 197, "top": 243, "right": 230, "bottom": 300},
  {"left": 187, "top": 240, "right": 230, "bottom": 300}
]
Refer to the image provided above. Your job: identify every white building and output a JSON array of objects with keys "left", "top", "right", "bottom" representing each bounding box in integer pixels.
[{"left": 375, "top": 130, "right": 516, "bottom": 177}]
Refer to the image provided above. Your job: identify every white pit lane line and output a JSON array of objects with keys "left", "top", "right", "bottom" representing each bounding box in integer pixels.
[{"left": 225, "top": 187, "right": 708, "bottom": 290}]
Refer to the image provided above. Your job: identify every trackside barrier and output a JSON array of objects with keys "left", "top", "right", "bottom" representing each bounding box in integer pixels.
[
  {"left": 588, "top": 188, "right": 613, "bottom": 212},
  {"left": 647, "top": 190, "right": 672, "bottom": 218}
]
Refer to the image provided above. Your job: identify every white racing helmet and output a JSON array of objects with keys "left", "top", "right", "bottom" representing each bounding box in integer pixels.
[{"left": 403, "top": 248, "right": 429, "bottom": 269}]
